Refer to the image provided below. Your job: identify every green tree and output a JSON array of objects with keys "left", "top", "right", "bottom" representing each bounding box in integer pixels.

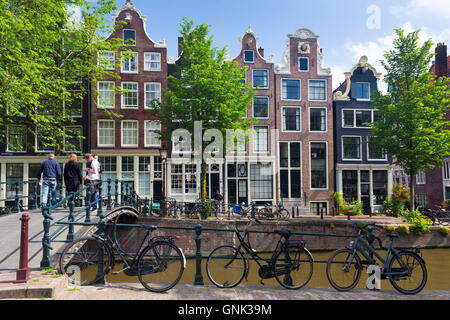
[
  {"left": 0, "top": 0, "right": 123, "bottom": 152},
  {"left": 151, "top": 18, "right": 256, "bottom": 202},
  {"left": 370, "top": 29, "right": 450, "bottom": 210}
]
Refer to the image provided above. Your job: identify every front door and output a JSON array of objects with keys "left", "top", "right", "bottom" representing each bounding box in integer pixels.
[{"left": 360, "top": 183, "right": 371, "bottom": 215}]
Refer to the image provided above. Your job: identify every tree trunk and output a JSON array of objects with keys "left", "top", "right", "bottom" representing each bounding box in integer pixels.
[{"left": 201, "top": 162, "right": 207, "bottom": 202}]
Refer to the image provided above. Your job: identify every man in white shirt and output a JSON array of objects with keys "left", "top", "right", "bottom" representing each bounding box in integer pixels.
[{"left": 84, "top": 153, "right": 100, "bottom": 211}]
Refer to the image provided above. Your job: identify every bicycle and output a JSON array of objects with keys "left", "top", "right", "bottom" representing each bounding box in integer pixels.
[
  {"left": 152, "top": 198, "right": 183, "bottom": 218},
  {"left": 59, "top": 209, "right": 186, "bottom": 293},
  {"left": 326, "top": 222, "right": 427, "bottom": 295},
  {"left": 232, "top": 202, "right": 257, "bottom": 219},
  {"left": 206, "top": 216, "right": 314, "bottom": 290},
  {"left": 258, "top": 203, "right": 290, "bottom": 221}
]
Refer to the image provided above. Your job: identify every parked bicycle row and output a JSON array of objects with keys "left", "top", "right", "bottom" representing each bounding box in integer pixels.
[
  {"left": 419, "top": 205, "right": 450, "bottom": 226},
  {"left": 59, "top": 207, "right": 428, "bottom": 295}
]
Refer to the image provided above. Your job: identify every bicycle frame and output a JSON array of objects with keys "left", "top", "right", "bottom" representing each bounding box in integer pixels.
[{"left": 347, "top": 232, "right": 410, "bottom": 279}]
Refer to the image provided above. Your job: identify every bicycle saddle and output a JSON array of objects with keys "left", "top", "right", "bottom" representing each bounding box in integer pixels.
[{"left": 274, "top": 229, "right": 291, "bottom": 240}]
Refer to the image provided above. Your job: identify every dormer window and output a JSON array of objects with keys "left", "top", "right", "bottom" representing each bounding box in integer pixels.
[
  {"left": 123, "top": 29, "right": 136, "bottom": 46},
  {"left": 244, "top": 50, "right": 254, "bottom": 63},
  {"left": 355, "top": 82, "right": 370, "bottom": 100},
  {"left": 299, "top": 57, "right": 309, "bottom": 72}
]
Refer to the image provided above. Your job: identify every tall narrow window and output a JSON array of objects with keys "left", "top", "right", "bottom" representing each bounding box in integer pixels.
[
  {"left": 310, "top": 108, "right": 327, "bottom": 132},
  {"left": 36, "top": 128, "right": 55, "bottom": 152},
  {"left": 244, "top": 50, "right": 254, "bottom": 63},
  {"left": 253, "top": 70, "right": 268, "bottom": 89},
  {"left": 310, "top": 142, "right": 327, "bottom": 189},
  {"left": 64, "top": 126, "right": 82, "bottom": 152},
  {"left": 299, "top": 57, "right": 309, "bottom": 72},
  {"left": 121, "top": 82, "right": 138, "bottom": 108},
  {"left": 98, "top": 120, "right": 115, "bottom": 147},
  {"left": 123, "top": 29, "right": 136, "bottom": 46},
  {"left": 121, "top": 156, "right": 134, "bottom": 180},
  {"left": 282, "top": 107, "right": 301, "bottom": 132},
  {"left": 121, "top": 52, "right": 138, "bottom": 73},
  {"left": 138, "top": 157, "right": 151, "bottom": 196},
  {"left": 254, "top": 126, "right": 268, "bottom": 153},
  {"left": 98, "top": 82, "right": 115, "bottom": 108},
  {"left": 250, "top": 163, "right": 273, "bottom": 200},
  {"left": 7, "top": 125, "right": 27, "bottom": 152},
  {"left": 282, "top": 79, "right": 300, "bottom": 100},
  {"left": 253, "top": 97, "right": 269, "bottom": 119},
  {"left": 145, "top": 83, "right": 161, "bottom": 107},
  {"left": 145, "top": 121, "right": 161, "bottom": 147},
  {"left": 121, "top": 121, "right": 138, "bottom": 147},
  {"left": 355, "top": 83, "right": 370, "bottom": 100},
  {"left": 98, "top": 51, "right": 115, "bottom": 70},
  {"left": 342, "top": 137, "right": 361, "bottom": 160}
]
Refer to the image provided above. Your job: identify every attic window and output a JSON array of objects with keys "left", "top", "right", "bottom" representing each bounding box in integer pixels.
[
  {"left": 244, "top": 50, "right": 254, "bottom": 63},
  {"left": 355, "top": 83, "right": 370, "bottom": 100},
  {"left": 123, "top": 29, "right": 136, "bottom": 46}
]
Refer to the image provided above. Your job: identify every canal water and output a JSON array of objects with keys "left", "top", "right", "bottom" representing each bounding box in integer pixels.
[{"left": 103, "top": 248, "right": 450, "bottom": 291}]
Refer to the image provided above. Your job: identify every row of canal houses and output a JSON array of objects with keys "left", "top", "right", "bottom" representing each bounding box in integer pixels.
[{"left": 0, "top": 0, "right": 448, "bottom": 215}]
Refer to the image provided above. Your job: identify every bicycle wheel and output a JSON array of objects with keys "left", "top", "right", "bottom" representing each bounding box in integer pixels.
[
  {"left": 437, "top": 213, "right": 450, "bottom": 226},
  {"left": 59, "top": 236, "right": 112, "bottom": 286},
  {"left": 137, "top": 241, "right": 185, "bottom": 293},
  {"left": 273, "top": 245, "right": 313, "bottom": 290},
  {"left": 279, "top": 209, "right": 290, "bottom": 220},
  {"left": 388, "top": 251, "right": 427, "bottom": 295},
  {"left": 326, "top": 248, "right": 362, "bottom": 292},
  {"left": 206, "top": 245, "right": 246, "bottom": 288},
  {"left": 258, "top": 208, "right": 270, "bottom": 219}
]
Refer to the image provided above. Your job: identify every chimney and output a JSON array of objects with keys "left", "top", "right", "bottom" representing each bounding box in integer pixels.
[
  {"left": 435, "top": 43, "right": 448, "bottom": 77},
  {"left": 178, "top": 37, "right": 184, "bottom": 57},
  {"left": 258, "top": 47, "right": 264, "bottom": 58}
]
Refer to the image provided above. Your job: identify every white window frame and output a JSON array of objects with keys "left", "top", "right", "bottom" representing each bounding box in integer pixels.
[
  {"left": 35, "top": 128, "right": 55, "bottom": 153},
  {"left": 144, "top": 52, "right": 161, "bottom": 71},
  {"left": 309, "top": 141, "right": 329, "bottom": 190},
  {"left": 309, "top": 107, "right": 328, "bottom": 133},
  {"left": 98, "top": 51, "right": 115, "bottom": 70},
  {"left": 64, "top": 126, "right": 83, "bottom": 152},
  {"left": 281, "top": 106, "right": 301, "bottom": 132},
  {"left": 252, "top": 69, "right": 269, "bottom": 89},
  {"left": 244, "top": 50, "right": 254, "bottom": 63},
  {"left": 123, "top": 29, "right": 136, "bottom": 46},
  {"left": 342, "top": 109, "right": 373, "bottom": 129},
  {"left": 6, "top": 125, "right": 27, "bottom": 153},
  {"left": 253, "top": 126, "right": 269, "bottom": 154},
  {"left": 355, "top": 82, "right": 371, "bottom": 101},
  {"left": 299, "top": 57, "right": 309, "bottom": 72},
  {"left": 97, "top": 120, "right": 115, "bottom": 147},
  {"left": 443, "top": 161, "right": 450, "bottom": 181},
  {"left": 144, "top": 120, "right": 161, "bottom": 147},
  {"left": 308, "top": 79, "right": 327, "bottom": 102},
  {"left": 97, "top": 81, "right": 115, "bottom": 109},
  {"left": 309, "top": 201, "right": 329, "bottom": 215},
  {"left": 416, "top": 170, "right": 426, "bottom": 185},
  {"left": 144, "top": 82, "right": 161, "bottom": 108},
  {"left": 278, "top": 141, "right": 302, "bottom": 199},
  {"left": 121, "top": 82, "right": 139, "bottom": 109},
  {"left": 367, "top": 138, "right": 388, "bottom": 161},
  {"left": 253, "top": 96, "right": 269, "bottom": 120},
  {"left": 355, "top": 109, "right": 373, "bottom": 129},
  {"left": 121, "top": 120, "right": 139, "bottom": 147},
  {"left": 342, "top": 136, "right": 362, "bottom": 161},
  {"left": 121, "top": 51, "right": 138, "bottom": 73},
  {"left": 281, "top": 78, "right": 301, "bottom": 101}
]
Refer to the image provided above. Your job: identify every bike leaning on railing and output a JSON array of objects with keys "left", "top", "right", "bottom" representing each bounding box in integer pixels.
[
  {"left": 206, "top": 216, "right": 314, "bottom": 290},
  {"left": 257, "top": 202, "right": 290, "bottom": 221},
  {"left": 326, "top": 223, "right": 427, "bottom": 295},
  {"left": 59, "top": 210, "right": 186, "bottom": 293}
]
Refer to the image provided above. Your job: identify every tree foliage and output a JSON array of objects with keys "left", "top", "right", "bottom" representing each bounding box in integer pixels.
[
  {"left": 370, "top": 29, "right": 450, "bottom": 209},
  {"left": 151, "top": 18, "right": 256, "bottom": 200},
  {"left": 0, "top": 0, "right": 122, "bottom": 152}
]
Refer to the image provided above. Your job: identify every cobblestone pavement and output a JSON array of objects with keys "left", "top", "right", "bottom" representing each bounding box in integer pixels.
[{"left": 54, "top": 282, "right": 450, "bottom": 300}]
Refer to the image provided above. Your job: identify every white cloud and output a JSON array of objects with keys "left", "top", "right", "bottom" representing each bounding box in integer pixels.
[
  {"left": 331, "top": 22, "right": 450, "bottom": 92},
  {"left": 390, "top": 0, "right": 450, "bottom": 20}
]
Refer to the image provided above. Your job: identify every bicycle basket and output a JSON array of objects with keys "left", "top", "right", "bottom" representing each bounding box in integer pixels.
[
  {"left": 151, "top": 203, "right": 161, "bottom": 211},
  {"left": 285, "top": 240, "right": 306, "bottom": 247},
  {"left": 233, "top": 205, "right": 242, "bottom": 213}
]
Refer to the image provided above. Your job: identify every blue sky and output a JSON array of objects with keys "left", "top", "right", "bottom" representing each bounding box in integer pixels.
[{"left": 112, "top": 0, "right": 450, "bottom": 91}]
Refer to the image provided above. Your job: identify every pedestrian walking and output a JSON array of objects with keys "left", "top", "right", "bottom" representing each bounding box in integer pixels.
[
  {"left": 84, "top": 153, "right": 101, "bottom": 211},
  {"left": 64, "top": 154, "right": 83, "bottom": 206},
  {"left": 37, "top": 153, "right": 62, "bottom": 208}
]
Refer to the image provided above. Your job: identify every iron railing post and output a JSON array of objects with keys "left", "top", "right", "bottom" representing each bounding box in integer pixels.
[
  {"left": 84, "top": 187, "right": 91, "bottom": 223},
  {"left": 114, "top": 180, "right": 119, "bottom": 208},
  {"left": 194, "top": 224, "right": 204, "bottom": 285},
  {"left": 107, "top": 178, "right": 112, "bottom": 210},
  {"left": 97, "top": 182, "right": 103, "bottom": 218},
  {"left": 120, "top": 181, "right": 125, "bottom": 206},
  {"left": 66, "top": 192, "right": 75, "bottom": 242},
  {"left": 40, "top": 207, "right": 53, "bottom": 269},
  {"left": 14, "top": 183, "right": 20, "bottom": 213}
]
